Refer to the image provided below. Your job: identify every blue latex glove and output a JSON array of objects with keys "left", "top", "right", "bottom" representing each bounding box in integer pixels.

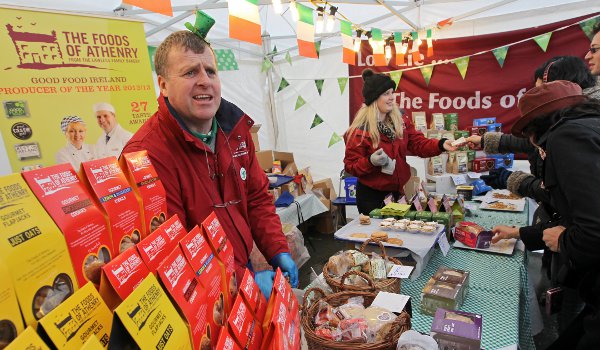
[
  {"left": 270, "top": 252, "right": 299, "bottom": 288},
  {"left": 254, "top": 270, "right": 276, "bottom": 300}
]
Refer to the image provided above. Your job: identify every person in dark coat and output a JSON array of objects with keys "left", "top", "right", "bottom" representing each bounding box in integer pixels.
[{"left": 491, "top": 80, "right": 600, "bottom": 349}]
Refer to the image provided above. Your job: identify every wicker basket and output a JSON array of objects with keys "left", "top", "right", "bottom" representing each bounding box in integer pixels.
[
  {"left": 323, "top": 239, "right": 402, "bottom": 293},
  {"left": 301, "top": 286, "right": 411, "bottom": 350}
]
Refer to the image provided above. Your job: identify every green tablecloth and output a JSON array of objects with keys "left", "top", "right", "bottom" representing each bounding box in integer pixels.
[{"left": 402, "top": 201, "right": 535, "bottom": 350}]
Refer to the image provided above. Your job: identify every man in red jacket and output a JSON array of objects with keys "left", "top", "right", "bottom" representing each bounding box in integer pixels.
[{"left": 122, "top": 25, "right": 296, "bottom": 298}]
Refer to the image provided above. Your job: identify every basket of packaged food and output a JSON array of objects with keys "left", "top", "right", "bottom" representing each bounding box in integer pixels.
[
  {"left": 301, "top": 279, "right": 411, "bottom": 350},
  {"left": 323, "top": 239, "right": 402, "bottom": 293}
]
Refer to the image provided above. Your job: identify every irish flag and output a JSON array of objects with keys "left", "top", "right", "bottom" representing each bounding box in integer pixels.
[
  {"left": 371, "top": 28, "right": 386, "bottom": 66},
  {"left": 229, "top": 0, "right": 262, "bottom": 45},
  {"left": 296, "top": 3, "right": 318, "bottom": 58},
  {"left": 340, "top": 20, "right": 355, "bottom": 65}
]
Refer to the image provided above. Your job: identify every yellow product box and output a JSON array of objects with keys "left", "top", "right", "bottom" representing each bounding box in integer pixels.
[
  {"left": 5, "top": 326, "right": 50, "bottom": 350},
  {"left": 0, "top": 260, "right": 24, "bottom": 347},
  {"left": 0, "top": 174, "right": 77, "bottom": 327},
  {"left": 38, "top": 282, "right": 112, "bottom": 349},
  {"left": 81, "top": 336, "right": 105, "bottom": 350},
  {"left": 108, "top": 274, "right": 191, "bottom": 350}
]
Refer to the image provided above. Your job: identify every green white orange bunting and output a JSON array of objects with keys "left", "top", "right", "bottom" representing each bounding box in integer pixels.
[
  {"left": 340, "top": 20, "right": 355, "bottom": 65},
  {"left": 228, "top": 0, "right": 262, "bottom": 45},
  {"left": 296, "top": 3, "right": 318, "bottom": 58}
]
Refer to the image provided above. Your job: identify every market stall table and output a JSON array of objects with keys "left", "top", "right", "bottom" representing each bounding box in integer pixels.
[{"left": 276, "top": 193, "right": 328, "bottom": 227}]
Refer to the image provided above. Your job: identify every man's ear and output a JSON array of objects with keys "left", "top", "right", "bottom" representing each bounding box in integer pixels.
[{"left": 157, "top": 75, "right": 168, "bottom": 97}]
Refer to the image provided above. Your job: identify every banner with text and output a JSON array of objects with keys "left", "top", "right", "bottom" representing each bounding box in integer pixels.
[
  {"left": 0, "top": 6, "right": 156, "bottom": 172},
  {"left": 349, "top": 14, "right": 597, "bottom": 133}
]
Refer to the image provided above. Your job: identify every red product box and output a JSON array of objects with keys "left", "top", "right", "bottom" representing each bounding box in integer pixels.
[
  {"left": 99, "top": 246, "right": 150, "bottom": 310},
  {"left": 22, "top": 164, "right": 112, "bottom": 287},
  {"left": 156, "top": 246, "right": 210, "bottom": 350},
  {"left": 216, "top": 327, "right": 243, "bottom": 350},
  {"left": 228, "top": 294, "right": 263, "bottom": 350},
  {"left": 261, "top": 293, "right": 299, "bottom": 350},
  {"left": 121, "top": 151, "right": 167, "bottom": 237},
  {"left": 469, "top": 126, "right": 488, "bottom": 150},
  {"left": 472, "top": 157, "right": 497, "bottom": 173},
  {"left": 453, "top": 221, "right": 494, "bottom": 249},
  {"left": 137, "top": 214, "right": 186, "bottom": 272},
  {"left": 179, "top": 225, "right": 226, "bottom": 349},
  {"left": 239, "top": 269, "right": 267, "bottom": 323},
  {"left": 202, "top": 212, "right": 237, "bottom": 312},
  {"left": 80, "top": 157, "right": 143, "bottom": 256}
]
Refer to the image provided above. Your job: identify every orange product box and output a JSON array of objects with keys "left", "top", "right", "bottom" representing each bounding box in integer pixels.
[
  {"left": 216, "top": 327, "right": 243, "bottom": 350},
  {"left": 202, "top": 211, "right": 237, "bottom": 312},
  {"left": 22, "top": 164, "right": 112, "bottom": 287},
  {"left": 120, "top": 151, "right": 167, "bottom": 237},
  {"left": 80, "top": 157, "right": 143, "bottom": 257},
  {"left": 99, "top": 246, "right": 150, "bottom": 310},
  {"left": 228, "top": 294, "right": 263, "bottom": 350},
  {"left": 157, "top": 246, "right": 210, "bottom": 350},
  {"left": 136, "top": 215, "right": 186, "bottom": 272},
  {"left": 239, "top": 268, "right": 267, "bottom": 323},
  {"left": 179, "top": 226, "right": 226, "bottom": 349}
]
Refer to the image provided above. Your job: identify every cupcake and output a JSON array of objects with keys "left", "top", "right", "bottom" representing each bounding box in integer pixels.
[
  {"left": 407, "top": 224, "right": 421, "bottom": 233},
  {"left": 421, "top": 224, "right": 437, "bottom": 233},
  {"left": 379, "top": 221, "right": 392, "bottom": 230},
  {"left": 392, "top": 222, "right": 407, "bottom": 231}
]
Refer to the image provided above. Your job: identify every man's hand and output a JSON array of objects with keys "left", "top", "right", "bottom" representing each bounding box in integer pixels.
[
  {"left": 370, "top": 148, "right": 389, "bottom": 166},
  {"left": 466, "top": 135, "right": 482, "bottom": 146},
  {"left": 254, "top": 270, "right": 276, "bottom": 299},
  {"left": 491, "top": 225, "right": 520, "bottom": 244},
  {"left": 543, "top": 225, "right": 565, "bottom": 252},
  {"left": 270, "top": 253, "right": 299, "bottom": 288},
  {"left": 481, "top": 167, "right": 512, "bottom": 189}
]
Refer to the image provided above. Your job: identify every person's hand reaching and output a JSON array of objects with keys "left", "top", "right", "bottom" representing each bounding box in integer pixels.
[
  {"left": 270, "top": 253, "right": 298, "bottom": 288},
  {"left": 254, "top": 270, "right": 276, "bottom": 299},
  {"left": 480, "top": 167, "right": 512, "bottom": 189}
]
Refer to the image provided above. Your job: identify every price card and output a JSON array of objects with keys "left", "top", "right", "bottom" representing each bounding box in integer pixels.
[
  {"left": 372, "top": 292, "right": 410, "bottom": 314},
  {"left": 438, "top": 233, "right": 451, "bottom": 256},
  {"left": 451, "top": 174, "right": 467, "bottom": 185},
  {"left": 467, "top": 172, "right": 482, "bottom": 179},
  {"left": 387, "top": 265, "right": 414, "bottom": 279}
]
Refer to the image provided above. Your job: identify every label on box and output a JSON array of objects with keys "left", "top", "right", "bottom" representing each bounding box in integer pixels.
[
  {"left": 372, "top": 292, "right": 410, "bottom": 314},
  {"left": 38, "top": 282, "right": 112, "bottom": 349},
  {"left": 0, "top": 174, "right": 78, "bottom": 326},
  {"left": 5, "top": 326, "right": 50, "bottom": 350},
  {"left": 81, "top": 157, "right": 143, "bottom": 256},
  {"left": 23, "top": 164, "right": 112, "bottom": 287},
  {"left": 0, "top": 260, "right": 24, "bottom": 346},
  {"left": 80, "top": 336, "right": 105, "bottom": 350},
  {"left": 136, "top": 215, "right": 185, "bottom": 272},
  {"left": 121, "top": 151, "right": 167, "bottom": 237},
  {"left": 227, "top": 295, "right": 254, "bottom": 349},
  {"left": 239, "top": 269, "right": 267, "bottom": 322},
  {"left": 450, "top": 174, "right": 467, "bottom": 186},
  {"left": 99, "top": 246, "right": 149, "bottom": 310},
  {"left": 387, "top": 265, "right": 414, "bottom": 279},
  {"left": 110, "top": 274, "right": 191, "bottom": 350},
  {"left": 157, "top": 246, "right": 209, "bottom": 350}
]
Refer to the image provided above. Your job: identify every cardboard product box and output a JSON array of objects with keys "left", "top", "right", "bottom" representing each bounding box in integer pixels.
[
  {"left": 486, "top": 122, "right": 502, "bottom": 133},
  {"left": 0, "top": 174, "right": 78, "bottom": 326},
  {"left": 431, "top": 113, "right": 445, "bottom": 130},
  {"left": 4, "top": 326, "right": 50, "bottom": 350},
  {"left": 22, "top": 164, "right": 112, "bottom": 287},
  {"left": 297, "top": 167, "right": 314, "bottom": 193},
  {"left": 432, "top": 266, "right": 470, "bottom": 301},
  {"left": 415, "top": 211, "right": 433, "bottom": 222},
  {"left": 260, "top": 291, "right": 299, "bottom": 350},
  {"left": 179, "top": 226, "right": 226, "bottom": 349},
  {"left": 256, "top": 151, "right": 274, "bottom": 173},
  {"left": 227, "top": 295, "right": 263, "bottom": 350},
  {"left": 444, "top": 113, "right": 459, "bottom": 131},
  {"left": 472, "top": 157, "right": 497, "bottom": 173},
  {"left": 469, "top": 126, "right": 487, "bottom": 151},
  {"left": 216, "top": 327, "right": 243, "bottom": 350},
  {"left": 0, "top": 260, "right": 24, "bottom": 346},
  {"left": 80, "top": 157, "right": 143, "bottom": 256},
  {"left": 238, "top": 269, "right": 267, "bottom": 323},
  {"left": 156, "top": 246, "right": 210, "bottom": 350},
  {"left": 311, "top": 178, "right": 338, "bottom": 234},
  {"left": 137, "top": 214, "right": 187, "bottom": 273},
  {"left": 38, "top": 282, "right": 112, "bottom": 349},
  {"left": 108, "top": 274, "right": 191, "bottom": 350},
  {"left": 267, "top": 188, "right": 280, "bottom": 204},
  {"left": 492, "top": 153, "right": 514, "bottom": 169},
  {"left": 99, "top": 246, "right": 150, "bottom": 311},
  {"left": 431, "top": 309, "right": 482, "bottom": 350},
  {"left": 472, "top": 117, "right": 496, "bottom": 126},
  {"left": 280, "top": 180, "right": 302, "bottom": 197},
  {"left": 412, "top": 111, "right": 427, "bottom": 132},
  {"left": 421, "top": 278, "right": 464, "bottom": 316},
  {"left": 454, "top": 222, "right": 493, "bottom": 249},
  {"left": 255, "top": 151, "right": 298, "bottom": 176},
  {"left": 121, "top": 151, "right": 168, "bottom": 238},
  {"left": 250, "top": 124, "right": 261, "bottom": 152},
  {"left": 466, "top": 150, "right": 476, "bottom": 172},
  {"left": 81, "top": 336, "right": 105, "bottom": 350},
  {"left": 201, "top": 212, "right": 237, "bottom": 314}
]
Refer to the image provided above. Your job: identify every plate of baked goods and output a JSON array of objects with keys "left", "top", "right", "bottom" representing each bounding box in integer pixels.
[{"left": 479, "top": 198, "right": 525, "bottom": 212}]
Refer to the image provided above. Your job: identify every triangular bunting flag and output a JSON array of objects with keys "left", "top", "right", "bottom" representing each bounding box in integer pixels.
[
  {"left": 338, "top": 77, "right": 348, "bottom": 94},
  {"left": 228, "top": 0, "right": 262, "bottom": 45},
  {"left": 315, "top": 40, "right": 322, "bottom": 58},
  {"left": 492, "top": 46, "right": 509, "bottom": 68},
  {"left": 272, "top": 45, "right": 278, "bottom": 54},
  {"left": 390, "top": 71, "right": 402, "bottom": 88},
  {"left": 296, "top": 3, "right": 318, "bottom": 58},
  {"left": 295, "top": 95, "right": 306, "bottom": 110},
  {"left": 315, "top": 79, "right": 324, "bottom": 95},
  {"left": 261, "top": 58, "right": 273, "bottom": 72},
  {"left": 311, "top": 114, "right": 324, "bottom": 129},
  {"left": 214, "top": 49, "right": 239, "bottom": 71},
  {"left": 453, "top": 57, "right": 469, "bottom": 79},
  {"left": 124, "top": 0, "right": 172, "bottom": 16},
  {"left": 285, "top": 51, "right": 292, "bottom": 65},
  {"left": 277, "top": 78, "right": 290, "bottom": 92},
  {"left": 340, "top": 20, "right": 356, "bottom": 65},
  {"left": 328, "top": 132, "right": 342, "bottom": 148},
  {"left": 420, "top": 66, "right": 434, "bottom": 86},
  {"left": 533, "top": 33, "right": 552, "bottom": 52},
  {"left": 580, "top": 17, "right": 600, "bottom": 41},
  {"left": 147, "top": 46, "right": 156, "bottom": 72}
]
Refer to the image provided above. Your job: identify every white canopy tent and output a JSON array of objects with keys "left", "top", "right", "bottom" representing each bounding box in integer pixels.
[{"left": 0, "top": 0, "right": 599, "bottom": 185}]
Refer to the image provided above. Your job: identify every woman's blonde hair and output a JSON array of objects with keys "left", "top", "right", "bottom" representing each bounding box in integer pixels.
[{"left": 346, "top": 103, "right": 404, "bottom": 148}]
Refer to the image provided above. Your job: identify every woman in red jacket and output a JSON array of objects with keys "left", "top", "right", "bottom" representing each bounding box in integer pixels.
[{"left": 344, "top": 69, "right": 456, "bottom": 214}]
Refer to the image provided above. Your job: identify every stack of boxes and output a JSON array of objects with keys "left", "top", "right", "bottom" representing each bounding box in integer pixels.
[{"left": 421, "top": 266, "right": 470, "bottom": 316}]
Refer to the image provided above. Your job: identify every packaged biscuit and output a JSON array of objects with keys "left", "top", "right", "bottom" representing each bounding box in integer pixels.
[
  {"left": 215, "top": 327, "right": 243, "bottom": 350},
  {"left": 472, "top": 157, "right": 497, "bottom": 173},
  {"left": 109, "top": 274, "right": 191, "bottom": 350},
  {"left": 412, "top": 112, "right": 427, "bottom": 132},
  {"left": 427, "top": 156, "right": 444, "bottom": 176},
  {"left": 4, "top": 326, "right": 49, "bottom": 350},
  {"left": 136, "top": 215, "right": 186, "bottom": 272},
  {"left": 453, "top": 221, "right": 493, "bottom": 249},
  {"left": 456, "top": 152, "right": 469, "bottom": 174},
  {"left": 431, "top": 309, "right": 482, "bottom": 350},
  {"left": 157, "top": 246, "right": 210, "bottom": 350},
  {"left": 201, "top": 212, "right": 237, "bottom": 314},
  {"left": 444, "top": 113, "right": 459, "bottom": 131},
  {"left": 120, "top": 151, "right": 167, "bottom": 237},
  {"left": 433, "top": 266, "right": 470, "bottom": 302},
  {"left": 0, "top": 174, "right": 77, "bottom": 326},
  {"left": 472, "top": 117, "right": 496, "bottom": 126},
  {"left": 0, "top": 260, "right": 24, "bottom": 348},
  {"left": 431, "top": 113, "right": 445, "bottom": 130},
  {"left": 23, "top": 164, "right": 112, "bottom": 287},
  {"left": 239, "top": 269, "right": 267, "bottom": 323},
  {"left": 38, "top": 282, "right": 112, "bottom": 349},
  {"left": 446, "top": 152, "right": 456, "bottom": 174},
  {"left": 421, "top": 278, "right": 464, "bottom": 316},
  {"left": 80, "top": 157, "right": 143, "bottom": 256},
  {"left": 179, "top": 226, "right": 225, "bottom": 349},
  {"left": 227, "top": 295, "right": 263, "bottom": 350},
  {"left": 99, "top": 246, "right": 150, "bottom": 311}
]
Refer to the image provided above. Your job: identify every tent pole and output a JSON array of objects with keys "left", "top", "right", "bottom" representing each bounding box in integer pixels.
[{"left": 262, "top": 33, "right": 280, "bottom": 150}]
